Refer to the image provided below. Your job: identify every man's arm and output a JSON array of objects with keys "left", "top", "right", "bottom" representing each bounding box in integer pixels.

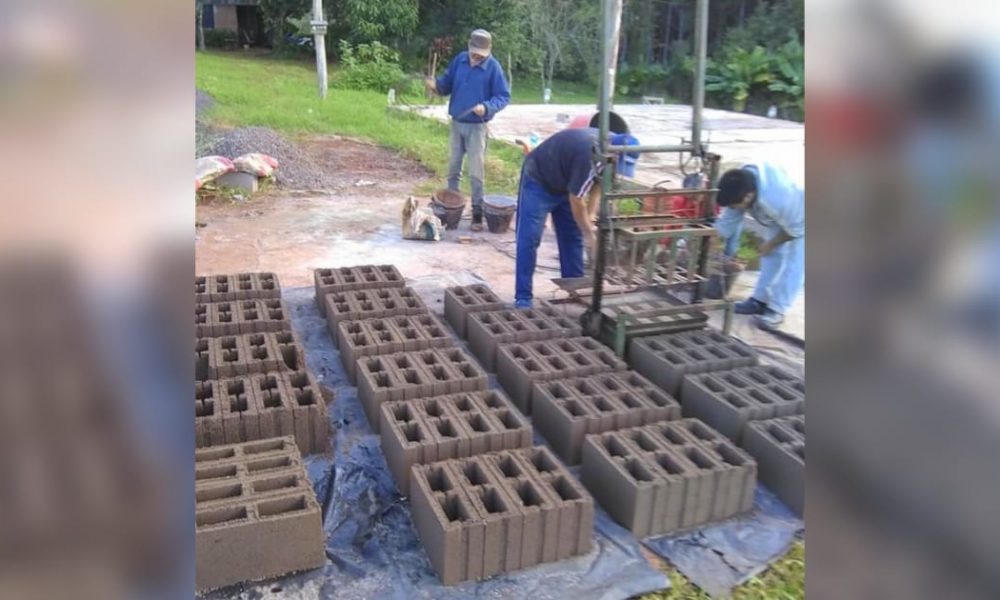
[
  {"left": 759, "top": 228, "right": 794, "bottom": 256},
  {"left": 569, "top": 193, "right": 597, "bottom": 263},
  {"left": 427, "top": 56, "right": 458, "bottom": 96},
  {"left": 481, "top": 62, "right": 511, "bottom": 117}
]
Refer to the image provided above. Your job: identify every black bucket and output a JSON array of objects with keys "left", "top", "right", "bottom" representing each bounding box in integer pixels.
[
  {"left": 483, "top": 195, "right": 516, "bottom": 234},
  {"left": 432, "top": 189, "right": 466, "bottom": 230}
]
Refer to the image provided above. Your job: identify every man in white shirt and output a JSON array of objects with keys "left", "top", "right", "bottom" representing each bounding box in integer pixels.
[{"left": 714, "top": 161, "right": 805, "bottom": 330}]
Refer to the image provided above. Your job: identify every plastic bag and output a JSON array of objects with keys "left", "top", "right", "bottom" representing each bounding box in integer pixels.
[
  {"left": 233, "top": 153, "right": 279, "bottom": 178},
  {"left": 195, "top": 156, "right": 235, "bottom": 190},
  {"left": 401, "top": 196, "right": 442, "bottom": 241}
]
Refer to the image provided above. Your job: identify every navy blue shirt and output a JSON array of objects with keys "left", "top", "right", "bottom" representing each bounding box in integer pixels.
[
  {"left": 523, "top": 128, "right": 604, "bottom": 198},
  {"left": 434, "top": 52, "right": 511, "bottom": 123}
]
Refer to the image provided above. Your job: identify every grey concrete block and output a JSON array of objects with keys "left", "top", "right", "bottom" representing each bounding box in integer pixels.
[
  {"left": 409, "top": 447, "right": 594, "bottom": 585},
  {"left": 314, "top": 264, "right": 406, "bottom": 315},
  {"left": 742, "top": 415, "right": 804, "bottom": 516},
  {"left": 680, "top": 365, "right": 804, "bottom": 443},
  {"left": 579, "top": 419, "right": 757, "bottom": 537}
]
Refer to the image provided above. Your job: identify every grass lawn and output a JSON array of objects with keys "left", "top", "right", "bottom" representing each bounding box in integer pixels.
[
  {"left": 196, "top": 51, "right": 525, "bottom": 195},
  {"left": 644, "top": 541, "right": 804, "bottom": 599}
]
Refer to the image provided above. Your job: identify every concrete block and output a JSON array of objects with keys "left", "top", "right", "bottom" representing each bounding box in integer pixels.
[
  {"left": 680, "top": 365, "right": 804, "bottom": 442},
  {"left": 380, "top": 389, "right": 530, "bottom": 494},
  {"left": 409, "top": 447, "right": 594, "bottom": 585},
  {"left": 196, "top": 381, "right": 225, "bottom": 447},
  {"left": 742, "top": 415, "right": 804, "bottom": 516},
  {"left": 195, "top": 437, "right": 325, "bottom": 592},
  {"left": 628, "top": 330, "right": 758, "bottom": 397},
  {"left": 444, "top": 284, "right": 506, "bottom": 338},
  {"left": 579, "top": 419, "right": 756, "bottom": 537},
  {"left": 314, "top": 264, "right": 406, "bottom": 315}
]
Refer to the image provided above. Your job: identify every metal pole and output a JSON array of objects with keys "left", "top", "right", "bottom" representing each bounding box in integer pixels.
[
  {"left": 586, "top": 0, "right": 624, "bottom": 335},
  {"left": 607, "top": 143, "right": 696, "bottom": 153},
  {"left": 691, "top": 0, "right": 709, "bottom": 156},
  {"left": 312, "top": 0, "right": 328, "bottom": 99}
]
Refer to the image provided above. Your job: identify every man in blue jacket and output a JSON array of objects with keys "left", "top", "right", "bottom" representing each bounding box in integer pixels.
[{"left": 425, "top": 29, "right": 511, "bottom": 231}]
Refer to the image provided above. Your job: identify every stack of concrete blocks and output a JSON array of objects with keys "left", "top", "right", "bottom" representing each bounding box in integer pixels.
[
  {"left": 580, "top": 419, "right": 757, "bottom": 537},
  {"left": 532, "top": 371, "right": 683, "bottom": 464},
  {"left": 742, "top": 415, "right": 804, "bottom": 516},
  {"left": 324, "top": 288, "right": 430, "bottom": 339},
  {"left": 197, "top": 272, "right": 281, "bottom": 302},
  {"left": 467, "top": 304, "right": 582, "bottom": 371},
  {"left": 443, "top": 284, "right": 507, "bottom": 338},
  {"left": 337, "top": 313, "right": 454, "bottom": 383},
  {"left": 196, "top": 298, "right": 292, "bottom": 337},
  {"left": 195, "top": 369, "right": 329, "bottom": 454},
  {"left": 195, "top": 437, "right": 326, "bottom": 591},
  {"left": 314, "top": 264, "right": 405, "bottom": 316},
  {"left": 495, "top": 337, "right": 629, "bottom": 415},
  {"left": 628, "top": 329, "right": 758, "bottom": 397},
  {"left": 409, "top": 446, "right": 595, "bottom": 585},
  {"left": 680, "top": 365, "right": 804, "bottom": 442},
  {"left": 357, "top": 347, "right": 489, "bottom": 431},
  {"left": 380, "top": 390, "right": 533, "bottom": 493},
  {"left": 195, "top": 273, "right": 330, "bottom": 455}
]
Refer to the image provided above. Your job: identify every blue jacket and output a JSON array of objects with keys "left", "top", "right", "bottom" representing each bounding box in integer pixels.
[{"left": 434, "top": 51, "right": 511, "bottom": 123}]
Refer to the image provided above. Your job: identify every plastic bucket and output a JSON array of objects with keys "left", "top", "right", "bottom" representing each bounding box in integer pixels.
[
  {"left": 432, "top": 189, "right": 466, "bottom": 230},
  {"left": 483, "top": 195, "right": 516, "bottom": 234}
]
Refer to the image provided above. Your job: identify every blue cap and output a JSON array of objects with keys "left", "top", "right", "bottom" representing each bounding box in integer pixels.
[{"left": 610, "top": 133, "right": 640, "bottom": 177}]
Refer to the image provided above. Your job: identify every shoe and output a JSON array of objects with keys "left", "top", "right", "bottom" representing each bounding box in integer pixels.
[
  {"left": 734, "top": 297, "right": 768, "bottom": 315},
  {"left": 471, "top": 208, "right": 484, "bottom": 232},
  {"left": 514, "top": 299, "right": 532, "bottom": 309},
  {"left": 471, "top": 221, "right": 483, "bottom": 232},
  {"left": 755, "top": 309, "right": 784, "bottom": 331}
]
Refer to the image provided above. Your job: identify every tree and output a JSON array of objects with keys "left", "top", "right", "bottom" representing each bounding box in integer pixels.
[
  {"left": 340, "top": 0, "right": 419, "bottom": 46},
  {"left": 196, "top": 1, "right": 206, "bottom": 51},
  {"left": 259, "top": 0, "right": 309, "bottom": 49},
  {"left": 522, "top": 0, "right": 591, "bottom": 94}
]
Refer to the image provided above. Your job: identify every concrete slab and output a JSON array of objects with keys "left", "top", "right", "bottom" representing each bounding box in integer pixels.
[{"left": 403, "top": 103, "right": 804, "bottom": 185}]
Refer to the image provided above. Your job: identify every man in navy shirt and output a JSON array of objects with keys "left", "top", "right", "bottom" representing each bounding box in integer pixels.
[
  {"left": 514, "top": 127, "right": 639, "bottom": 308},
  {"left": 425, "top": 29, "right": 511, "bottom": 231}
]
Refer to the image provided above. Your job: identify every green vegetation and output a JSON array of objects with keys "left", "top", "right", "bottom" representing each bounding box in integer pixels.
[
  {"left": 643, "top": 541, "right": 804, "bottom": 600},
  {"left": 196, "top": 52, "right": 524, "bottom": 194}
]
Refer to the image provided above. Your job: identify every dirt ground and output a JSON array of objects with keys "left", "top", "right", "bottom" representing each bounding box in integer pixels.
[
  {"left": 196, "top": 134, "right": 804, "bottom": 359},
  {"left": 196, "top": 135, "right": 568, "bottom": 303}
]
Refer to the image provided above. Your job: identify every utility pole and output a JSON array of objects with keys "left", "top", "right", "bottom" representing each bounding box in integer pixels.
[{"left": 311, "top": 0, "right": 328, "bottom": 99}]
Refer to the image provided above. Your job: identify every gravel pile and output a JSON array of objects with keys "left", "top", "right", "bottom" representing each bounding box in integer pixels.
[
  {"left": 205, "top": 126, "right": 337, "bottom": 191},
  {"left": 196, "top": 89, "right": 214, "bottom": 120}
]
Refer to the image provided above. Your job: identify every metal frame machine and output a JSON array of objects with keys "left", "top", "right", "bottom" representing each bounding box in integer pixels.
[{"left": 569, "top": 0, "right": 735, "bottom": 357}]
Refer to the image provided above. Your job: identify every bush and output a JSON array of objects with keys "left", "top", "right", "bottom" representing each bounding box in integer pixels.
[
  {"left": 335, "top": 40, "right": 408, "bottom": 93},
  {"left": 705, "top": 46, "right": 774, "bottom": 112},
  {"left": 204, "top": 29, "right": 238, "bottom": 49},
  {"left": 768, "top": 35, "right": 804, "bottom": 119},
  {"left": 616, "top": 63, "right": 669, "bottom": 97}
]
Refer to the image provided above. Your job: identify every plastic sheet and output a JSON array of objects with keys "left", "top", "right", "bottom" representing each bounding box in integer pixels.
[
  {"left": 201, "top": 286, "right": 669, "bottom": 599},
  {"left": 642, "top": 486, "right": 804, "bottom": 598}
]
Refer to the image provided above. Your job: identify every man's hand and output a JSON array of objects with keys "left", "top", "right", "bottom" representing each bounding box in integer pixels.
[
  {"left": 424, "top": 77, "right": 437, "bottom": 94},
  {"left": 759, "top": 230, "right": 794, "bottom": 256},
  {"left": 472, "top": 103, "right": 486, "bottom": 116}
]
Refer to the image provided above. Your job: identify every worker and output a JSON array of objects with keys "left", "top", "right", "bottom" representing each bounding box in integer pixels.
[
  {"left": 714, "top": 161, "right": 804, "bottom": 330},
  {"left": 425, "top": 29, "right": 511, "bottom": 232},
  {"left": 514, "top": 127, "right": 639, "bottom": 308}
]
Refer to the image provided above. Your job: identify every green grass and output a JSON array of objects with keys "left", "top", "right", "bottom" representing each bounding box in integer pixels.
[
  {"left": 643, "top": 541, "right": 804, "bottom": 599},
  {"left": 196, "top": 51, "right": 525, "bottom": 194}
]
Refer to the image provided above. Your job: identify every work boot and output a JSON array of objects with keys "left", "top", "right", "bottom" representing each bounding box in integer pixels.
[
  {"left": 755, "top": 309, "right": 784, "bottom": 331},
  {"left": 471, "top": 208, "right": 484, "bottom": 232},
  {"left": 733, "top": 297, "right": 768, "bottom": 315}
]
